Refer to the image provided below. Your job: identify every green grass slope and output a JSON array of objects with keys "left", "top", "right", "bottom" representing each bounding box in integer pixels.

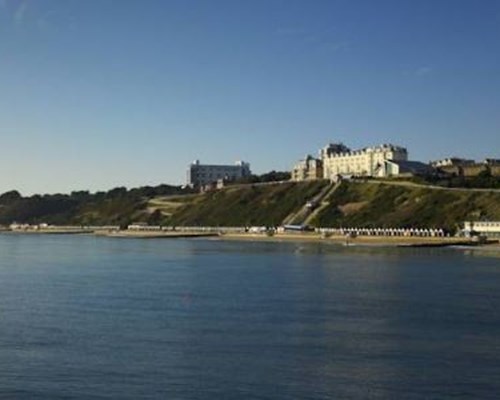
[
  {"left": 163, "top": 181, "right": 329, "bottom": 227},
  {"left": 310, "top": 181, "right": 500, "bottom": 232},
  {"left": 0, "top": 185, "right": 190, "bottom": 227}
]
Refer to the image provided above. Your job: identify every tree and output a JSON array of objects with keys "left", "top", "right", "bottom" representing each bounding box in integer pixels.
[
  {"left": 106, "top": 187, "right": 128, "bottom": 199},
  {"left": 148, "top": 209, "right": 164, "bottom": 225},
  {"left": 0, "top": 190, "right": 22, "bottom": 204}
]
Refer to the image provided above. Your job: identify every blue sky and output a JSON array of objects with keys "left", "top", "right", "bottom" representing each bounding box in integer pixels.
[{"left": 1, "top": 0, "right": 499, "bottom": 194}]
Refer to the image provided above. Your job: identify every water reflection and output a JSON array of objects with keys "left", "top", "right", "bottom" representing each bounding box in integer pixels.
[{"left": 0, "top": 235, "right": 499, "bottom": 399}]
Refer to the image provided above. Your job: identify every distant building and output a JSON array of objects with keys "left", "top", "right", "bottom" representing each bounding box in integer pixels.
[
  {"left": 463, "top": 221, "right": 500, "bottom": 238},
  {"left": 430, "top": 158, "right": 475, "bottom": 168},
  {"left": 484, "top": 158, "right": 500, "bottom": 165},
  {"left": 433, "top": 157, "right": 500, "bottom": 177},
  {"left": 375, "top": 160, "right": 434, "bottom": 178},
  {"left": 484, "top": 159, "right": 500, "bottom": 177},
  {"left": 321, "top": 143, "right": 408, "bottom": 179},
  {"left": 187, "top": 160, "right": 251, "bottom": 188},
  {"left": 291, "top": 155, "right": 323, "bottom": 181}
]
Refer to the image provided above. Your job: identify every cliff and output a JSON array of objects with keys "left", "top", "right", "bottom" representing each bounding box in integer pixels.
[{"left": 1, "top": 180, "right": 499, "bottom": 233}]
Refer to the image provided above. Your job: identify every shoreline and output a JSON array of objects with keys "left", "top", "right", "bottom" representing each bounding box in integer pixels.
[
  {"left": 5, "top": 229, "right": 94, "bottom": 235},
  {"left": 2, "top": 229, "right": 498, "bottom": 250},
  {"left": 97, "top": 231, "right": 219, "bottom": 239},
  {"left": 217, "top": 232, "right": 498, "bottom": 248}
]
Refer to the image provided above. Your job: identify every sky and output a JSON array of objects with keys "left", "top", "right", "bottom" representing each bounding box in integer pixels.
[{"left": 1, "top": 0, "right": 499, "bottom": 195}]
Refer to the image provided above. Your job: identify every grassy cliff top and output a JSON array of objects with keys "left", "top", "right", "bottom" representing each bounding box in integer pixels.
[
  {"left": 162, "top": 181, "right": 329, "bottom": 227},
  {"left": 310, "top": 181, "right": 500, "bottom": 231}
]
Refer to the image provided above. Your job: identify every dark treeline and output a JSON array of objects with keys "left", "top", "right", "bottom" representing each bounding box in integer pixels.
[
  {"left": 0, "top": 171, "right": 292, "bottom": 227},
  {"left": 235, "top": 170, "right": 291, "bottom": 184},
  {"left": 0, "top": 184, "right": 193, "bottom": 227}
]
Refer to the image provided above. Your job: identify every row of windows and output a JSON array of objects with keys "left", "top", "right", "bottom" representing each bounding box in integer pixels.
[{"left": 475, "top": 222, "right": 500, "bottom": 227}]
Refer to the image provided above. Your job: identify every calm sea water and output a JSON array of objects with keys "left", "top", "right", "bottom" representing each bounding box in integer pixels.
[{"left": 0, "top": 234, "right": 499, "bottom": 399}]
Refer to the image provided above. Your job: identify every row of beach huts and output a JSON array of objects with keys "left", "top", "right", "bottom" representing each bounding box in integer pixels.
[{"left": 4, "top": 222, "right": 499, "bottom": 239}]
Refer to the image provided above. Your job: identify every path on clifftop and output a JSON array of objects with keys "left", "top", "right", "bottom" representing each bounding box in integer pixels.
[{"left": 356, "top": 179, "right": 500, "bottom": 193}]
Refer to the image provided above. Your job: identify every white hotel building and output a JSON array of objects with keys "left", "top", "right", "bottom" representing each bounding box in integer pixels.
[{"left": 320, "top": 143, "right": 408, "bottom": 180}]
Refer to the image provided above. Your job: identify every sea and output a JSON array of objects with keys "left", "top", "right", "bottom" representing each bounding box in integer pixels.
[{"left": 0, "top": 234, "right": 499, "bottom": 399}]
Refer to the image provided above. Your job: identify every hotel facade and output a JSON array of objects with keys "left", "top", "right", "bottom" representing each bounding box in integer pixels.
[
  {"left": 291, "top": 155, "right": 323, "bottom": 181},
  {"left": 293, "top": 143, "right": 409, "bottom": 181},
  {"left": 321, "top": 143, "right": 408, "bottom": 179}
]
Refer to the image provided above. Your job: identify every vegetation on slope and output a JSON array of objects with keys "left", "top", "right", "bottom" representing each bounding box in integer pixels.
[
  {"left": 0, "top": 185, "right": 191, "bottom": 227},
  {"left": 2, "top": 179, "right": 498, "bottom": 233},
  {"left": 310, "top": 181, "right": 500, "bottom": 232},
  {"left": 163, "top": 181, "right": 329, "bottom": 227},
  {"left": 235, "top": 170, "right": 291, "bottom": 184},
  {"left": 381, "top": 169, "right": 500, "bottom": 189},
  {"left": 0, "top": 170, "right": 299, "bottom": 227}
]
